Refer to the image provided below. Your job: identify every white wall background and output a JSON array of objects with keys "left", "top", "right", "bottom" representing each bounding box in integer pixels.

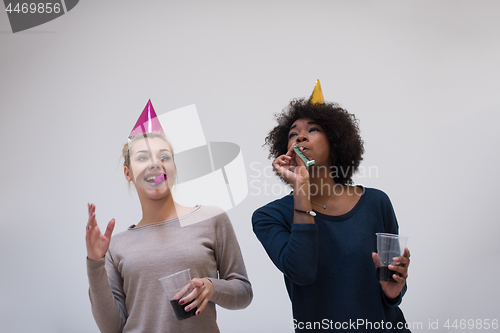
[{"left": 1, "top": 1, "right": 499, "bottom": 332}]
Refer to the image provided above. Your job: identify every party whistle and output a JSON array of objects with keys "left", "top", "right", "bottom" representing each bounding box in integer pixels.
[
  {"left": 293, "top": 145, "right": 315, "bottom": 168},
  {"left": 154, "top": 173, "right": 168, "bottom": 185}
]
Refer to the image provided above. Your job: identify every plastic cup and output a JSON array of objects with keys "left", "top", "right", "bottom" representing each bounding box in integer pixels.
[
  {"left": 159, "top": 269, "right": 196, "bottom": 320},
  {"left": 375, "top": 233, "right": 408, "bottom": 283}
]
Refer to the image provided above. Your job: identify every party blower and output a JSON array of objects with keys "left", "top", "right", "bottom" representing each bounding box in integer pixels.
[{"left": 293, "top": 145, "right": 315, "bottom": 168}]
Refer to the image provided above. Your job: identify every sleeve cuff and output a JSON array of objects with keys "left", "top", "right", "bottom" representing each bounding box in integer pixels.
[
  {"left": 205, "top": 277, "right": 252, "bottom": 310},
  {"left": 381, "top": 288, "right": 403, "bottom": 307},
  {"left": 86, "top": 256, "right": 106, "bottom": 272},
  {"left": 206, "top": 277, "right": 230, "bottom": 305}
]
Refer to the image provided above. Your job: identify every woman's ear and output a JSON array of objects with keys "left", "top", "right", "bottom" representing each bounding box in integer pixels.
[{"left": 124, "top": 166, "right": 133, "bottom": 182}]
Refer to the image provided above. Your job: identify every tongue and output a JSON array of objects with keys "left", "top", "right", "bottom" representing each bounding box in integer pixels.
[{"left": 154, "top": 174, "right": 167, "bottom": 185}]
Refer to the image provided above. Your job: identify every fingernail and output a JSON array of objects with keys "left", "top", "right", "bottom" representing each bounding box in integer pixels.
[
  {"left": 388, "top": 265, "right": 394, "bottom": 269},
  {"left": 184, "top": 306, "right": 190, "bottom": 311},
  {"left": 196, "top": 310, "right": 200, "bottom": 315},
  {"left": 179, "top": 300, "right": 185, "bottom": 305}
]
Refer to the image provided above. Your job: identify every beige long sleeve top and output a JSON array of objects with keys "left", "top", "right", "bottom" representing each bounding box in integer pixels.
[{"left": 87, "top": 205, "right": 252, "bottom": 333}]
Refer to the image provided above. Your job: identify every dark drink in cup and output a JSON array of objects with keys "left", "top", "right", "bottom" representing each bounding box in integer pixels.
[
  {"left": 377, "top": 266, "right": 400, "bottom": 282},
  {"left": 159, "top": 269, "right": 197, "bottom": 321},
  {"left": 170, "top": 299, "right": 196, "bottom": 320},
  {"left": 375, "top": 233, "right": 408, "bottom": 283}
]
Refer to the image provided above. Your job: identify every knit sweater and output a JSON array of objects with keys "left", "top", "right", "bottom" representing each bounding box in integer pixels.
[
  {"left": 252, "top": 187, "right": 409, "bottom": 332},
  {"left": 87, "top": 205, "right": 252, "bottom": 333}
]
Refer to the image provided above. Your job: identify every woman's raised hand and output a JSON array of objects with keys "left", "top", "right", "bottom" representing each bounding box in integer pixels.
[
  {"left": 272, "top": 145, "right": 310, "bottom": 189},
  {"left": 86, "top": 203, "right": 115, "bottom": 261}
]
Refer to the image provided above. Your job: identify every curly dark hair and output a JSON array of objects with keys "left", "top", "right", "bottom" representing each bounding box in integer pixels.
[{"left": 265, "top": 98, "right": 364, "bottom": 185}]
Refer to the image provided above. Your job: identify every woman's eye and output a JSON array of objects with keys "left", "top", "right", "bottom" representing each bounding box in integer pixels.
[
  {"left": 310, "top": 127, "right": 320, "bottom": 132},
  {"left": 137, "top": 155, "right": 148, "bottom": 161},
  {"left": 160, "top": 155, "right": 171, "bottom": 161},
  {"left": 289, "top": 132, "right": 297, "bottom": 139}
]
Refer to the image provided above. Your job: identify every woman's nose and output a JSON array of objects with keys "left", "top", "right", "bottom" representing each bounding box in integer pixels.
[
  {"left": 149, "top": 161, "right": 162, "bottom": 170},
  {"left": 296, "top": 133, "right": 308, "bottom": 143}
]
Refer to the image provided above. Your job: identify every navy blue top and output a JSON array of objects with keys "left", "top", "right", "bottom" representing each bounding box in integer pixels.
[{"left": 252, "top": 187, "right": 409, "bottom": 332}]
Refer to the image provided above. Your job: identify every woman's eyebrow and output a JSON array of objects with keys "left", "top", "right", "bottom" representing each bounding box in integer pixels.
[
  {"left": 135, "top": 149, "right": 170, "bottom": 155},
  {"left": 289, "top": 122, "right": 319, "bottom": 130}
]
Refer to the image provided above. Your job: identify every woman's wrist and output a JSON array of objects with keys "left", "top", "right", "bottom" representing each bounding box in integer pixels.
[
  {"left": 87, "top": 253, "right": 105, "bottom": 261},
  {"left": 384, "top": 290, "right": 401, "bottom": 303},
  {"left": 293, "top": 179, "right": 310, "bottom": 195},
  {"left": 293, "top": 182, "right": 312, "bottom": 207},
  {"left": 293, "top": 185, "right": 315, "bottom": 224},
  {"left": 294, "top": 208, "right": 316, "bottom": 216}
]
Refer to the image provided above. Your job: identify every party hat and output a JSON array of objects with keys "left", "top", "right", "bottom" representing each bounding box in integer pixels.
[
  {"left": 308, "top": 79, "right": 325, "bottom": 104},
  {"left": 129, "top": 100, "right": 165, "bottom": 138}
]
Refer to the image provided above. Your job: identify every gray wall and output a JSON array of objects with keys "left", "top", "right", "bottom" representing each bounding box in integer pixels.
[{"left": 1, "top": 1, "right": 499, "bottom": 332}]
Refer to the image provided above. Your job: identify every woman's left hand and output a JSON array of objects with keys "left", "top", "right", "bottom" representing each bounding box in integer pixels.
[
  {"left": 372, "top": 248, "right": 411, "bottom": 300},
  {"left": 179, "top": 278, "right": 214, "bottom": 316}
]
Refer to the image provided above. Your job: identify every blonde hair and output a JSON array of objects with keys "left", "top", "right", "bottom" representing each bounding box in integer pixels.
[{"left": 122, "top": 133, "right": 175, "bottom": 168}]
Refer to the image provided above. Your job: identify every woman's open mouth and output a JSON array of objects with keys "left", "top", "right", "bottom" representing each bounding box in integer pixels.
[{"left": 144, "top": 173, "right": 167, "bottom": 185}]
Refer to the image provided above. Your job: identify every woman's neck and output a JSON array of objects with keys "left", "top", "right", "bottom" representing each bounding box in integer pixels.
[
  {"left": 308, "top": 172, "right": 337, "bottom": 201},
  {"left": 136, "top": 194, "right": 179, "bottom": 227},
  {"left": 308, "top": 172, "right": 363, "bottom": 214}
]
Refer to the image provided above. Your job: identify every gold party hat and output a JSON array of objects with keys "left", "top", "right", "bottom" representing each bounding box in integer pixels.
[{"left": 308, "top": 79, "right": 325, "bottom": 104}]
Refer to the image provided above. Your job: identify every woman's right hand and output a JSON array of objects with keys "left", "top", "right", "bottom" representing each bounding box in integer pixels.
[
  {"left": 86, "top": 203, "right": 115, "bottom": 261},
  {"left": 272, "top": 145, "right": 310, "bottom": 189}
]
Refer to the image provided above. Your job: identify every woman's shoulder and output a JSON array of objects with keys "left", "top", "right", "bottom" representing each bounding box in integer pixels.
[
  {"left": 361, "top": 186, "right": 392, "bottom": 202},
  {"left": 187, "top": 205, "right": 232, "bottom": 226},
  {"left": 251, "top": 194, "right": 294, "bottom": 225},
  {"left": 198, "top": 205, "right": 226, "bottom": 216},
  {"left": 192, "top": 206, "right": 240, "bottom": 236},
  {"left": 192, "top": 205, "right": 228, "bottom": 222},
  {"left": 358, "top": 187, "right": 396, "bottom": 216},
  {"left": 254, "top": 193, "right": 293, "bottom": 211},
  {"left": 110, "top": 227, "right": 134, "bottom": 240},
  {"left": 108, "top": 227, "right": 137, "bottom": 254}
]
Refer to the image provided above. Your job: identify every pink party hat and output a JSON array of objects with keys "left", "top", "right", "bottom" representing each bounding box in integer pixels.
[{"left": 128, "top": 100, "right": 165, "bottom": 138}]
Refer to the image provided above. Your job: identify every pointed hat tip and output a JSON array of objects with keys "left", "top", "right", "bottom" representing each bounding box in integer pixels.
[
  {"left": 309, "top": 79, "right": 325, "bottom": 105},
  {"left": 128, "top": 99, "right": 165, "bottom": 138}
]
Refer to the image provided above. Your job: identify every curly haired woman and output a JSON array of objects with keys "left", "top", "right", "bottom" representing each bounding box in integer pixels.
[{"left": 252, "top": 82, "right": 411, "bottom": 332}]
